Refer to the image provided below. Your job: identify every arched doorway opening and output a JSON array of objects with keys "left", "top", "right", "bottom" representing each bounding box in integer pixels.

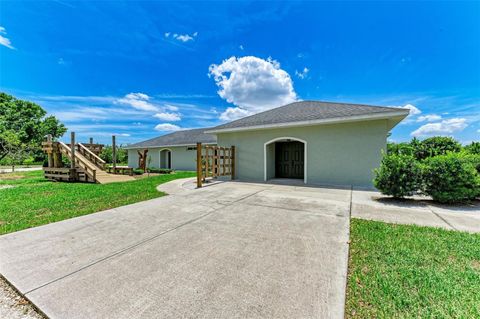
[
  {"left": 264, "top": 137, "right": 307, "bottom": 183},
  {"left": 160, "top": 149, "right": 172, "bottom": 169}
]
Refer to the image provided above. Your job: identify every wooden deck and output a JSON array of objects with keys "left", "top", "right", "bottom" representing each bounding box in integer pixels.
[
  {"left": 95, "top": 171, "right": 135, "bottom": 184},
  {"left": 42, "top": 134, "right": 136, "bottom": 184}
]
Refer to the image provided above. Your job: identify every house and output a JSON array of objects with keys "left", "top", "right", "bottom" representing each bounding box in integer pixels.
[
  {"left": 125, "top": 128, "right": 216, "bottom": 171},
  {"left": 125, "top": 101, "right": 408, "bottom": 187}
]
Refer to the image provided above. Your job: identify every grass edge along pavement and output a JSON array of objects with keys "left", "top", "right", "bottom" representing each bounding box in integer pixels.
[{"left": 0, "top": 170, "right": 196, "bottom": 235}]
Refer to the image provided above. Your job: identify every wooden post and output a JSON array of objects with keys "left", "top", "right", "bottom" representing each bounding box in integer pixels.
[
  {"left": 53, "top": 151, "right": 62, "bottom": 168},
  {"left": 231, "top": 146, "right": 235, "bottom": 180},
  {"left": 46, "top": 134, "right": 53, "bottom": 168},
  {"left": 205, "top": 146, "right": 209, "bottom": 179},
  {"left": 70, "top": 131, "right": 76, "bottom": 180},
  {"left": 222, "top": 147, "right": 226, "bottom": 176},
  {"left": 70, "top": 132, "right": 76, "bottom": 169},
  {"left": 196, "top": 142, "right": 202, "bottom": 188},
  {"left": 212, "top": 147, "right": 217, "bottom": 178},
  {"left": 112, "top": 135, "right": 117, "bottom": 173}
]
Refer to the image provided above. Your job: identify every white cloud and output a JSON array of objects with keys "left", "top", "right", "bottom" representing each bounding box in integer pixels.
[
  {"left": 166, "top": 32, "right": 197, "bottom": 42},
  {"left": 176, "top": 34, "right": 193, "bottom": 42},
  {"left": 153, "top": 112, "right": 181, "bottom": 121},
  {"left": 417, "top": 114, "right": 442, "bottom": 122},
  {"left": 209, "top": 56, "right": 297, "bottom": 121},
  {"left": 295, "top": 67, "right": 309, "bottom": 79},
  {"left": 165, "top": 104, "right": 179, "bottom": 111},
  {"left": 392, "top": 104, "right": 422, "bottom": 125},
  {"left": 154, "top": 123, "right": 181, "bottom": 131},
  {"left": 115, "top": 133, "right": 131, "bottom": 137},
  {"left": 116, "top": 93, "right": 158, "bottom": 111},
  {"left": 411, "top": 118, "right": 468, "bottom": 137},
  {"left": 58, "top": 58, "right": 66, "bottom": 65},
  {"left": 219, "top": 107, "right": 252, "bottom": 121},
  {"left": 397, "top": 103, "right": 421, "bottom": 115},
  {"left": 239, "top": 45, "right": 244, "bottom": 50},
  {"left": 0, "top": 26, "right": 15, "bottom": 49}
]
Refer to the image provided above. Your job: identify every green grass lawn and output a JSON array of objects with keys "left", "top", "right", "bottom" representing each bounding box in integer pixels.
[
  {"left": 347, "top": 218, "right": 480, "bottom": 318},
  {"left": 0, "top": 170, "right": 195, "bottom": 235}
]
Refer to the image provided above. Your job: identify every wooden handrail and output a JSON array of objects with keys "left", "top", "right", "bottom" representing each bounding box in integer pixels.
[
  {"left": 77, "top": 143, "right": 106, "bottom": 164},
  {"left": 77, "top": 143, "right": 105, "bottom": 170},
  {"left": 58, "top": 142, "right": 97, "bottom": 180}
]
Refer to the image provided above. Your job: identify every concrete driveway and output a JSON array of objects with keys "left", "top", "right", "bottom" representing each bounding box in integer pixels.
[{"left": 0, "top": 179, "right": 351, "bottom": 319}]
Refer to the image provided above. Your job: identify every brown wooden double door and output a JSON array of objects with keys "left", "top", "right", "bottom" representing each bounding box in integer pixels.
[{"left": 275, "top": 141, "right": 304, "bottom": 179}]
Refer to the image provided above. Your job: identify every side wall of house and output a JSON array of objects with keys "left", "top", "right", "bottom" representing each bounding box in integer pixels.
[
  {"left": 216, "top": 120, "right": 388, "bottom": 187},
  {"left": 127, "top": 146, "right": 198, "bottom": 171}
]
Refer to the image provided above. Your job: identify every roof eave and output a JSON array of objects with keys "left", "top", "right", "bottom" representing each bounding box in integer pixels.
[
  {"left": 205, "top": 111, "right": 409, "bottom": 134},
  {"left": 123, "top": 142, "right": 217, "bottom": 150}
]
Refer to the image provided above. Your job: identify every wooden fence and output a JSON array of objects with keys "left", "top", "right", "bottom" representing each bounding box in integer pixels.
[{"left": 196, "top": 143, "right": 235, "bottom": 187}]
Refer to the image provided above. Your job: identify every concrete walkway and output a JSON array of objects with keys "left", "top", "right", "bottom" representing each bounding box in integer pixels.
[
  {"left": 0, "top": 178, "right": 351, "bottom": 319},
  {"left": 0, "top": 167, "right": 42, "bottom": 174},
  {"left": 352, "top": 189, "right": 480, "bottom": 233}
]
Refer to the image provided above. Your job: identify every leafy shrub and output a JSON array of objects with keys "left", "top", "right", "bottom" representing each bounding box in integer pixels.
[
  {"left": 133, "top": 168, "right": 144, "bottom": 175},
  {"left": 465, "top": 142, "right": 480, "bottom": 155},
  {"left": 387, "top": 142, "right": 414, "bottom": 156},
  {"left": 423, "top": 153, "right": 480, "bottom": 203},
  {"left": 22, "top": 157, "right": 35, "bottom": 166},
  {"left": 414, "top": 136, "right": 461, "bottom": 160},
  {"left": 147, "top": 168, "right": 173, "bottom": 174},
  {"left": 461, "top": 153, "right": 480, "bottom": 174},
  {"left": 374, "top": 154, "right": 422, "bottom": 198}
]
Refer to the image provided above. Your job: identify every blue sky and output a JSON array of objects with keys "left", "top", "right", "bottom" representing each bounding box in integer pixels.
[{"left": 1, "top": 1, "right": 479, "bottom": 145}]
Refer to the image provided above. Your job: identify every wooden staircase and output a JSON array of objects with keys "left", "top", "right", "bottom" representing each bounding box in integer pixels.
[{"left": 56, "top": 142, "right": 135, "bottom": 184}]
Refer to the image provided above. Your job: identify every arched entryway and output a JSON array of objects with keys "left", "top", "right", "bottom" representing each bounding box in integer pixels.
[
  {"left": 264, "top": 137, "right": 307, "bottom": 183},
  {"left": 159, "top": 149, "right": 172, "bottom": 169}
]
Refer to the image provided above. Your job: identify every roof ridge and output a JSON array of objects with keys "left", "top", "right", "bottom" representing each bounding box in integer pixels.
[
  {"left": 296, "top": 100, "right": 406, "bottom": 111},
  {"left": 214, "top": 100, "right": 407, "bottom": 128}
]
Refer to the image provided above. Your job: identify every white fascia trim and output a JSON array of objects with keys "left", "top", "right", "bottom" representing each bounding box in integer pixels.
[
  {"left": 264, "top": 136, "right": 307, "bottom": 184},
  {"left": 124, "top": 142, "right": 217, "bottom": 150},
  {"left": 205, "top": 111, "right": 409, "bottom": 134}
]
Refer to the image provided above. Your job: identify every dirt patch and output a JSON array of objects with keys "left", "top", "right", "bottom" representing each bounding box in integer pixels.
[
  {"left": 0, "top": 277, "right": 44, "bottom": 319},
  {"left": 0, "top": 175, "right": 25, "bottom": 180},
  {"left": 471, "top": 260, "right": 480, "bottom": 270}
]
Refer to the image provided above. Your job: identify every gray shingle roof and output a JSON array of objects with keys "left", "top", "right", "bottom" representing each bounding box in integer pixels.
[
  {"left": 124, "top": 128, "right": 216, "bottom": 149},
  {"left": 207, "top": 101, "right": 408, "bottom": 132}
]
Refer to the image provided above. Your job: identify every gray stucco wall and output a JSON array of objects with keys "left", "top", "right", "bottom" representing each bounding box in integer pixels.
[
  {"left": 127, "top": 146, "right": 197, "bottom": 171},
  {"left": 216, "top": 120, "right": 389, "bottom": 187}
]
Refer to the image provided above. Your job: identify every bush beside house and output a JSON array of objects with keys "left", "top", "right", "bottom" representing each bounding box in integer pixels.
[
  {"left": 375, "top": 137, "right": 480, "bottom": 203},
  {"left": 373, "top": 154, "right": 422, "bottom": 198},
  {"left": 422, "top": 153, "right": 480, "bottom": 203}
]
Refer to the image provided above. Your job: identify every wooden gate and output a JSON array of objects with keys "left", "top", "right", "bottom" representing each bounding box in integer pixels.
[{"left": 196, "top": 143, "right": 235, "bottom": 187}]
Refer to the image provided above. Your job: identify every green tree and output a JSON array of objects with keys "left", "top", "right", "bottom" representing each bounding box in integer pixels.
[
  {"left": 465, "top": 141, "right": 480, "bottom": 155},
  {"left": 100, "top": 145, "right": 128, "bottom": 164},
  {"left": 0, "top": 92, "right": 67, "bottom": 161},
  {"left": 413, "top": 136, "right": 461, "bottom": 160},
  {"left": 0, "top": 131, "right": 30, "bottom": 171}
]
